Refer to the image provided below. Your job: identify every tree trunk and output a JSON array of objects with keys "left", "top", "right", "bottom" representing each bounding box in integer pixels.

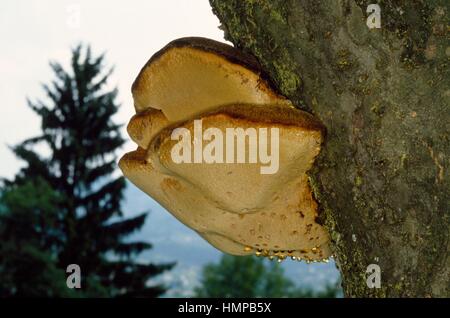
[{"left": 209, "top": 0, "right": 449, "bottom": 297}]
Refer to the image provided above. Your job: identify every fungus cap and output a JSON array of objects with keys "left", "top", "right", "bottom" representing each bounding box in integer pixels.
[
  {"left": 119, "top": 37, "right": 331, "bottom": 262},
  {"left": 132, "top": 37, "right": 291, "bottom": 122}
]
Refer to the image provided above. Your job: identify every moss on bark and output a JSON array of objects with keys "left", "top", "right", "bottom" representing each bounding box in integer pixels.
[{"left": 210, "top": 0, "right": 449, "bottom": 297}]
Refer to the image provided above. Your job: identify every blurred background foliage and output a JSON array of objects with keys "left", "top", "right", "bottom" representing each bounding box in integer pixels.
[
  {"left": 195, "top": 255, "right": 341, "bottom": 298},
  {"left": 0, "top": 44, "right": 173, "bottom": 297}
]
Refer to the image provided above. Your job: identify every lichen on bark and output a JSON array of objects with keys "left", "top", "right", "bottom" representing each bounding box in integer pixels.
[{"left": 210, "top": 0, "right": 449, "bottom": 297}]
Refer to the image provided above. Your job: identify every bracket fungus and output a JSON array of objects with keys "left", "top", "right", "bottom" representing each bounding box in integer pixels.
[{"left": 119, "top": 37, "right": 331, "bottom": 262}]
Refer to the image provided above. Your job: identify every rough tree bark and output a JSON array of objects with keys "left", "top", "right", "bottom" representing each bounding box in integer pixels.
[{"left": 209, "top": 0, "right": 449, "bottom": 297}]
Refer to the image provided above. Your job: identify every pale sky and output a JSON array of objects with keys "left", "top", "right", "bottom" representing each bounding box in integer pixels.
[{"left": 0, "top": 0, "right": 226, "bottom": 179}]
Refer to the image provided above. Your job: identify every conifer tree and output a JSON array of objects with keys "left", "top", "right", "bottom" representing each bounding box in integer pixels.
[{"left": 0, "top": 44, "right": 173, "bottom": 297}]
